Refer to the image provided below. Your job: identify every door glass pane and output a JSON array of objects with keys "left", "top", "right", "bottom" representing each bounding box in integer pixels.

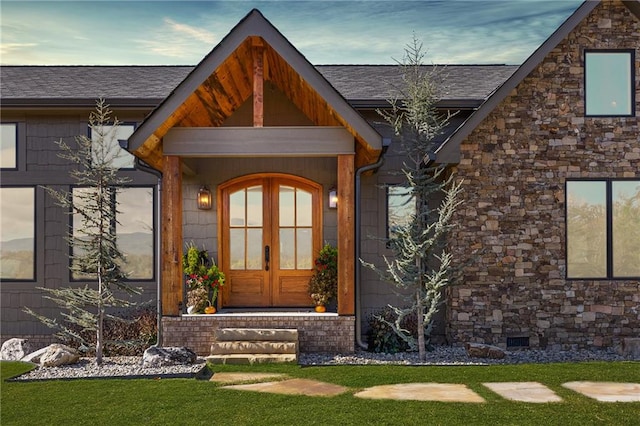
[
  {"left": 612, "top": 180, "right": 640, "bottom": 277},
  {"left": 567, "top": 181, "right": 607, "bottom": 278},
  {"left": 0, "top": 187, "right": 34, "bottom": 279},
  {"left": 279, "top": 185, "right": 295, "bottom": 227},
  {"left": 229, "top": 190, "right": 246, "bottom": 227},
  {"left": 280, "top": 228, "right": 295, "bottom": 269},
  {"left": 247, "top": 186, "right": 262, "bottom": 227},
  {"left": 229, "top": 229, "right": 245, "bottom": 270},
  {"left": 296, "top": 189, "right": 312, "bottom": 226},
  {"left": 296, "top": 228, "right": 312, "bottom": 269},
  {"left": 246, "top": 229, "right": 263, "bottom": 270}
]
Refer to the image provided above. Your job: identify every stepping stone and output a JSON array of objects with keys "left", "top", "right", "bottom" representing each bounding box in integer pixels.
[
  {"left": 562, "top": 381, "right": 640, "bottom": 402},
  {"left": 223, "top": 378, "right": 349, "bottom": 397},
  {"left": 483, "top": 382, "right": 562, "bottom": 403},
  {"left": 210, "top": 372, "right": 287, "bottom": 384},
  {"left": 354, "top": 383, "right": 485, "bottom": 403}
]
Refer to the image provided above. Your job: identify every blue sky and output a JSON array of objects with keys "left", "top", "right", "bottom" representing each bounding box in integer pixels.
[{"left": 1, "top": 0, "right": 583, "bottom": 66}]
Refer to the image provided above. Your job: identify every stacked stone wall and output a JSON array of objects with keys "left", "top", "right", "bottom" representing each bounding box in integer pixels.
[{"left": 448, "top": 0, "right": 639, "bottom": 350}]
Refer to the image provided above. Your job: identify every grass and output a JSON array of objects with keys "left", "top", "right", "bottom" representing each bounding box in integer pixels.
[{"left": 1, "top": 360, "right": 639, "bottom": 425}]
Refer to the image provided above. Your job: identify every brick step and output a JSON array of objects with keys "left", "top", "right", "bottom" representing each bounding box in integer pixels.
[
  {"left": 206, "top": 353, "right": 297, "bottom": 365},
  {"left": 213, "top": 328, "right": 298, "bottom": 342},
  {"left": 211, "top": 341, "right": 297, "bottom": 355}
]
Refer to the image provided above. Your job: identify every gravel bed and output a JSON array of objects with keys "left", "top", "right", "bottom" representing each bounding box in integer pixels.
[
  {"left": 9, "top": 346, "right": 632, "bottom": 381},
  {"left": 299, "top": 346, "right": 631, "bottom": 366}
]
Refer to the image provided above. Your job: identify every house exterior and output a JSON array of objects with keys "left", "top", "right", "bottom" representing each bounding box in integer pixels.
[{"left": 1, "top": 0, "right": 638, "bottom": 354}]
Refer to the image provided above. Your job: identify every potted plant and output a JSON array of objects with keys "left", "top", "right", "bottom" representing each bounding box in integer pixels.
[
  {"left": 308, "top": 244, "right": 338, "bottom": 312},
  {"left": 183, "top": 243, "right": 225, "bottom": 314}
]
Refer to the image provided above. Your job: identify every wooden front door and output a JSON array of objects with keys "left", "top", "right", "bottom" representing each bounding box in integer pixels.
[{"left": 219, "top": 174, "right": 322, "bottom": 307}]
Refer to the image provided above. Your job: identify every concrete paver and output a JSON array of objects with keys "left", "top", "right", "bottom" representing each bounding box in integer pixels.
[
  {"left": 210, "top": 372, "right": 287, "bottom": 384},
  {"left": 354, "top": 383, "right": 485, "bottom": 403},
  {"left": 483, "top": 382, "right": 562, "bottom": 403},
  {"left": 562, "top": 381, "right": 640, "bottom": 402},
  {"left": 222, "top": 378, "right": 349, "bottom": 397}
]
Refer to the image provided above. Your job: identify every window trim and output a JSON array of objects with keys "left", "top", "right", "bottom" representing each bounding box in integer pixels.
[
  {"left": 583, "top": 49, "right": 635, "bottom": 118},
  {"left": 565, "top": 178, "right": 640, "bottom": 280},
  {"left": 0, "top": 185, "right": 36, "bottom": 281},
  {"left": 69, "top": 184, "right": 156, "bottom": 282}
]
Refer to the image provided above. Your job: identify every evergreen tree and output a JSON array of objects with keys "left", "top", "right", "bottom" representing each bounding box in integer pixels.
[
  {"left": 25, "top": 99, "right": 141, "bottom": 365},
  {"left": 363, "top": 36, "right": 463, "bottom": 361}
]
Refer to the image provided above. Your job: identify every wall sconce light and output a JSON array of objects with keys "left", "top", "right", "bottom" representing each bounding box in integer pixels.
[
  {"left": 197, "top": 185, "right": 212, "bottom": 210},
  {"left": 328, "top": 187, "right": 338, "bottom": 209}
]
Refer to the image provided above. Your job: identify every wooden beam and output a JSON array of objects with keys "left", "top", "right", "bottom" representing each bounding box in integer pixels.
[
  {"left": 252, "top": 37, "right": 264, "bottom": 127},
  {"left": 337, "top": 154, "right": 355, "bottom": 315},
  {"left": 161, "top": 156, "right": 183, "bottom": 315}
]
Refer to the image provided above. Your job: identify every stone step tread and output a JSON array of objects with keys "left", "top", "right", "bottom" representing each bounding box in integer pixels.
[
  {"left": 206, "top": 353, "right": 297, "bottom": 365},
  {"left": 211, "top": 341, "right": 298, "bottom": 355},
  {"left": 213, "top": 328, "right": 299, "bottom": 342}
]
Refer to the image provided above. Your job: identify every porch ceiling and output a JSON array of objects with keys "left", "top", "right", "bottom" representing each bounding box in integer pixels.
[{"left": 131, "top": 18, "right": 382, "bottom": 171}]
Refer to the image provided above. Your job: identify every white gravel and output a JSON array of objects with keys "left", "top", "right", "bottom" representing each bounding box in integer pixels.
[{"left": 10, "top": 346, "right": 632, "bottom": 381}]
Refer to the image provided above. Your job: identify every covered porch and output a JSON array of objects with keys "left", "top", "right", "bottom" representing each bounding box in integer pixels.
[{"left": 126, "top": 10, "right": 382, "bottom": 353}]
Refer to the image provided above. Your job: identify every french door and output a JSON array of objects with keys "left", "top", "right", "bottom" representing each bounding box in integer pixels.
[{"left": 219, "top": 174, "right": 322, "bottom": 307}]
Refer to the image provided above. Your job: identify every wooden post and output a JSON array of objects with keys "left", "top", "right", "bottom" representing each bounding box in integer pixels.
[
  {"left": 337, "top": 154, "right": 355, "bottom": 315},
  {"left": 161, "top": 156, "right": 183, "bottom": 315},
  {"left": 252, "top": 37, "right": 264, "bottom": 127}
]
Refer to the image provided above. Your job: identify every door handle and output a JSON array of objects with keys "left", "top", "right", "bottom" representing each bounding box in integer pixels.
[{"left": 265, "top": 245, "right": 270, "bottom": 271}]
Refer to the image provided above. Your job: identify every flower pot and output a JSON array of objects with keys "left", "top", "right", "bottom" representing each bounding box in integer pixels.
[
  {"left": 204, "top": 306, "right": 217, "bottom": 314},
  {"left": 314, "top": 305, "right": 326, "bottom": 313}
]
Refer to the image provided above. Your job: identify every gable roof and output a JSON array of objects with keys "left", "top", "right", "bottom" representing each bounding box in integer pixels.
[
  {"left": 435, "top": 0, "right": 640, "bottom": 163},
  {"left": 126, "top": 9, "right": 388, "bottom": 170}
]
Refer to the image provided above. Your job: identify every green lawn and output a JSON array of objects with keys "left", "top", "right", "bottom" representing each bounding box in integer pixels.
[{"left": 1, "top": 361, "right": 639, "bottom": 425}]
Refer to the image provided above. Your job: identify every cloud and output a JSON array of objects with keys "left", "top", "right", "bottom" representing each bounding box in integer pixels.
[
  {"left": 163, "top": 18, "right": 216, "bottom": 45},
  {"left": 134, "top": 17, "right": 217, "bottom": 61},
  {"left": 0, "top": 42, "right": 38, "bottom": 57}
]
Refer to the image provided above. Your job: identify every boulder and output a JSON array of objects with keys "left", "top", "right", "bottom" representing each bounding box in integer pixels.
[
  {"left": 1, "top": 338, "right": 34, "bottom": 361},
  {"left": 40, "top": 344, "right": 80, "bottom": 367},
  {"left": 465, "top": 342, "right": 507, "bottom": 359},
  {"left": 21, "top": 346, "right": 50, "bottom": 364},
  {"left": 142, "top": 346, "right": 197, "bottom": 368}
]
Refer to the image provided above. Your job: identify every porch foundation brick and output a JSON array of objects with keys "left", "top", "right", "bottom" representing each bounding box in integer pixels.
[
  {"left": 162, "top": 315, "right": 355, "bottom": 355},
  {"left": 446, "top": 1, "right": 640, "bottom": 350}
]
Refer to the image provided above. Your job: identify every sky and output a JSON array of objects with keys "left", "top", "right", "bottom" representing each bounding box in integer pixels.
[{"left": 0, "top": 0, "right": 585, "bottom": 66}]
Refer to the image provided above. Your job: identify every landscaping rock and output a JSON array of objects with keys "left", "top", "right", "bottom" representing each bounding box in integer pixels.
[
  {"left": 621, "top": 338, "right": 640, "bottom": 359},
  {"left": 1, "top": 338, "right": 34, "bottom": 361},
  {"left": 142, "top": 346, "right": 197, "bottom": 368},
  {"left": 21, "top": 346, "right": 50, "bottom": 364},
  {"left": 40, "top": 344, "right": 80, "bottom": 367},
  {"left": 465, "top": 342, "right": 507, "bottom": 359}
]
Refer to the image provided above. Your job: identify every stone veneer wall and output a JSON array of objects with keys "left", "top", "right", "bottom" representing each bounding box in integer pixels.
[
  {"left": 447, "top": 0, "right": 639, "bottom": 350},
  {"left": 162, "top": 315, "right": 355, "bottom": 355}
]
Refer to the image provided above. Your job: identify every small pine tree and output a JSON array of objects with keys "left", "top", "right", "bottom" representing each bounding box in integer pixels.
[
  {"left": 363, "top": 36, "right": 463, "bottom": 361},
  {"left": 25, "top": 99, "right": 141, "bottom": 365}
]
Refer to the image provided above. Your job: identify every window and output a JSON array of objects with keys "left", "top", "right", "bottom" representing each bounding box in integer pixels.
[
  {"left": 387, "top": 185, "right": 415, "bottom": 240},
  {"left": 566, "top": 179, "right": 640, "bottom": 279},
  {"left": 584, "top": 50, "right": 635, "bottom": 117},
  {"left": 90, "top": 124, "right": 136, "bottom": 169},
  {"left": 1, "top": 123, "right": 17, "bottom": 169},
  {"left": 0, "top": 187, "right": 35, "bottom": 280},
  {"left": 72, "top": 186, "right": 154, "bottom": 280}
]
